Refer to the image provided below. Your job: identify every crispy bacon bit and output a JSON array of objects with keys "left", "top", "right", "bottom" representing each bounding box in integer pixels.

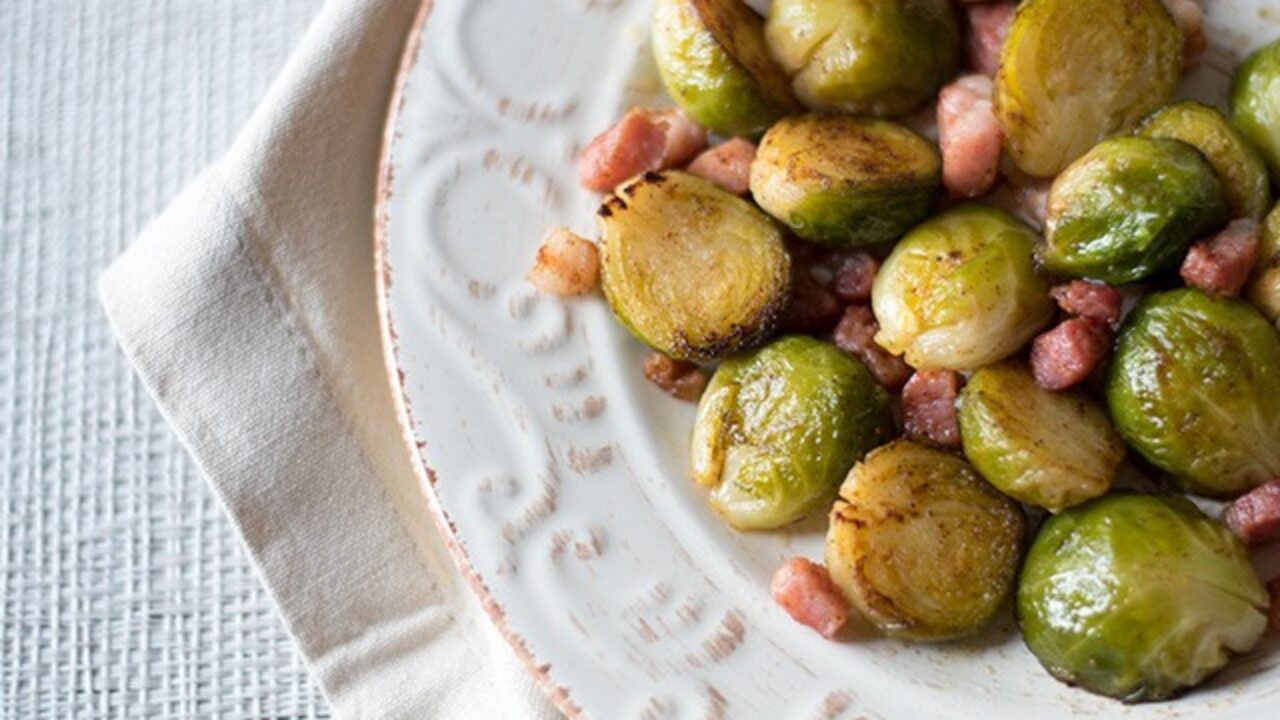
[
  {"left": 1181, "top": 219, "right": 1261, "bottom": 298},
  {"left": 686, "top": 138, "right": 757, "bottom": 195},
  {"left": 642, "top": 353, "right": 708, "bottom": 402},
  {"left": 783, "top": 264, "right": 843, "bottom": 335},
  {"left": 832, "top": 306, "right": 913, "bottom": 390},
  {"left": 651, "top": 108, "right": 709, "bottom": 168},
  {"left": 578, "top": 110, "right": 667, "bottom": 192},
  {"left": 1223, "top": 480, "right": 1280, "bottom": 547},
  {"left": 770, "top": 557, "right": 849, "bottom": 639},
  {"left": 938, "top": 75, "right": 1002, "bottom": 199},
  {"left": 577, "top": 108, "right": 708, "bottom": 192},
  {"left": 902, "top": 370, "right": 964, "bottom": 449},
  {"left": 1030, "top": 317, "right": 1113, "bottom": 391},
  {"left": 1050, "top": 280, "right": 1124, "bottom": 327},
  {"left": 1163, "top": 0, "right": 1207, "bottom": 72},
  {"left": 829, "top": 251, "right": 880, "bottom": 304},
  {"left": 964, "top": 1, "right": 1016, "bottom": 76},
  {"left": 527, "top": 227, "right": 599, "bottom": 296}
]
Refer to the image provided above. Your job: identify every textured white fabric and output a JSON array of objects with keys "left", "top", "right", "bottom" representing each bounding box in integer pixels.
[
  {"left": 97, "top": 1, "right": 559, "bottom": 718},
  {"left": 2, "top": 1, "right": 330, "bottom": 716}
]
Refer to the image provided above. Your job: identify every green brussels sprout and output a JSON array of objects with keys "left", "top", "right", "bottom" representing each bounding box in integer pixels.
[
  {"left": 652, "top": 0, "right": 800, "bottom": 138},
  {"left": 1106, "top": 289, "right": 1280, "bottom": 497},
  {"left": 826, "top": 440, "right": 1025, "bottom": 641},
  {"left": 1140, "top": 101, "right": 1273, "bottom": 222},
  {"left": 764, "top": 0, "right": 959, "bottom": 118},
  {"left": 1019, "top": 494, "right": 1268, "bottom": 702},
  {"left": 1247, "top": 202, "right": 1280, "bottom": 322},
  {"left": 1042, "top": 136, "right": 1230, "bottom": 284},
  {"left": 959, "top": 362, "right": 1124, "bottom": 513},
  {"left": 1231, "top": 39, "right": 1280, "bottom": 183},
  {"left": 749, "top": 115, "right": 941, "bottom": 246},
  {"left": 691, "top": 336, "right": 893, "bottom": 530},
  {"left": 598, "top": 171, "right": 790, "bottom": 361},
  {"left": 995, "top": 0, "right": 1181, "bottom": 177},
  {"left": 872, "top": 205, "right": 1054, "bottom": 370}
]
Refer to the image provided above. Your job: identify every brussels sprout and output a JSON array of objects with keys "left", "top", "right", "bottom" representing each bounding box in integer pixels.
[
  {"left": 1232, "top": 39, "right": 1280, "bottom": 182},
  {"left": 995, "top": 0, "right": 1181, "bottom": 177},
  {"left": 1019, "top": 494, "right": 1267, "bottom": 702},
  {"left": 691, "top": 336, "right": 893, "bottom": 530},
  {"left": 872, "top": 205, "right": 1054, "bottom": 370},
  {"left": 1042, "top": 136, "right": 1230, "bottom": 284},
  {"left": 764, "top": 0, "right": 959, "bottom": 118},
  {"left": 652, "top": 0, "right": 800, "bottom": 138},
  {"left": 598, "top": 171, "right": 789, "bottom": 361},
  {"left": 1247, "top": 202, "right": 1280, "bottom": 322},
  {"left": 1140, "top": 101, "right": 1272, "bottom": 222},
  {"left": 1106, "top": 289, "right": 1280, "bottom": 496},
  {"left": 826, "top": 440, "right": 1025, "bottom": 641},
  {"left": 959, "top": 362, "right": 1124, "bottom": 512},
  {"left": 749, "top": 115, "right": 941, "bottom": 246}
]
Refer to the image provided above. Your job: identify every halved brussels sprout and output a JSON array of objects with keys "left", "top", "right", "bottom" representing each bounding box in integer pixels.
[
  {"left": 872, "top": 205, "right": 1054, "bottom": 370},
  {"left": 1232, "top": 39, "right": 1280, "bottom": 182},
  {"left": 959, "top": 362, "right": 1124, "bottom": 512},
  {"left": 598, "top": 171, "right": 789, "bottom": 361},
  {"left": 1106, "top": 289, "right": 1280, "bottom": 496},
  {"left": 749, "top": 115, "right": 941, "bottom": 245},
  {"left": 652, "top": 0, "right": 800, "bottom": 138},
  {"left": 826, "top": 440, "right": 1025, "bottom": 641},
  {"left": 764, "top": 0, "right": 959, "bottom": 117},
  {"left": 1140, "top": 101, "right": 1272, "bottom": 221},
  {"left": 1247, "top": 202, "right": 1280, "bottom": 322},
  {"left": 995, "top": 0, "right": 1181, "bottom": 177},
  {"left": 692, "top": 336, "right": 893, "bottom": 530},
  {"left": 1042, "top": 136, "right": 1229, "bottom": 284},
  {"left": 1019, "top": 494, "right": 1267, "bottom": 702}
]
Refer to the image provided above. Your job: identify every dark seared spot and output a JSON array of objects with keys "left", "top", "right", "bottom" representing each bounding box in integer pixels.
[
  {"left": 667, "top": 273, "right": 790, "bottom": 362},
  {"left": 601, "top": 195, "right": 629, "bottom": 215},
  {"left": 642, "top": 170, "right": 665, "bottom": 184}
]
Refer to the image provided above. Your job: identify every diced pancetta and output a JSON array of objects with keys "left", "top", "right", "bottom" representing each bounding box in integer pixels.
[{"left": 770, "top": 557, "right": 849, "bottom": 639}]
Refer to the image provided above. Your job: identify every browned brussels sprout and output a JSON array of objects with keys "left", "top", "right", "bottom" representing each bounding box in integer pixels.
[
  {"left": 765, "top": 0, "right": 960, "bottom": 118},
  {"left": 750, "top": 115, "right": 940, "bottom": 246},
  {"left": 1106, "top": 289, "right": 1280, "bottom": 496},
  {"left": 1020, "top": 494, "right": 1267, "bottom": 701},
  {"left": 652, "top": 0, "right": 800, "bottom": 138},
  {"left": 959, "top": 362, "right": 1124, "bottom": 512},
  {"left": 826, "top": 440, "right": 1025, "bottom": 641},
  {"left": 598, "top": 171, "right": 790, "bottom": 361},
  {"left": 692, "top": 336, "right": 892, "bottom": 530},
  {"left": 995, "top": 0, "right": 1181, "bottom": 177}
]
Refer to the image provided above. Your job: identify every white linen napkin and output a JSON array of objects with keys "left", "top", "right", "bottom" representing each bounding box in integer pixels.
[{"left": 98, "top": 0, "right": 560, "bottom": 717}]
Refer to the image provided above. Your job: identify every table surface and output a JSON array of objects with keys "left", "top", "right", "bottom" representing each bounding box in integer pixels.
[{"left": 1, "top": 1, "right": 332, "bottom": 716}]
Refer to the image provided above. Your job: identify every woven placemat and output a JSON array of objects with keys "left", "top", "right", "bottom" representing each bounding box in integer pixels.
[{"left": 1, "top": 1, "right": 329, "bottom": 715}]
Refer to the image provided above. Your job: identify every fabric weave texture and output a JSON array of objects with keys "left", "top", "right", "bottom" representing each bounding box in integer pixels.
[{"left": 2, "top": 0, "right": 328, "bottom": 717}]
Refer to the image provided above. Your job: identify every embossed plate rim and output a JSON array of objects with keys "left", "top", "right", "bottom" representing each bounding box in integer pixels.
[{"left": 373, "top": 1, "right": 589, "bottom": 717}]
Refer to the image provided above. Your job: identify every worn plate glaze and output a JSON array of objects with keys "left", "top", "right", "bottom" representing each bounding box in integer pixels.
[{"left": 377, "top": 2, "right": 1280, "bottom": 718}]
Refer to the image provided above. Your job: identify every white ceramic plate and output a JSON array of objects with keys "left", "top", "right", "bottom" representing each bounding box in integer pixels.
[{"left": 377, "top": 2, "right": 1280, "bottom": 717}]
